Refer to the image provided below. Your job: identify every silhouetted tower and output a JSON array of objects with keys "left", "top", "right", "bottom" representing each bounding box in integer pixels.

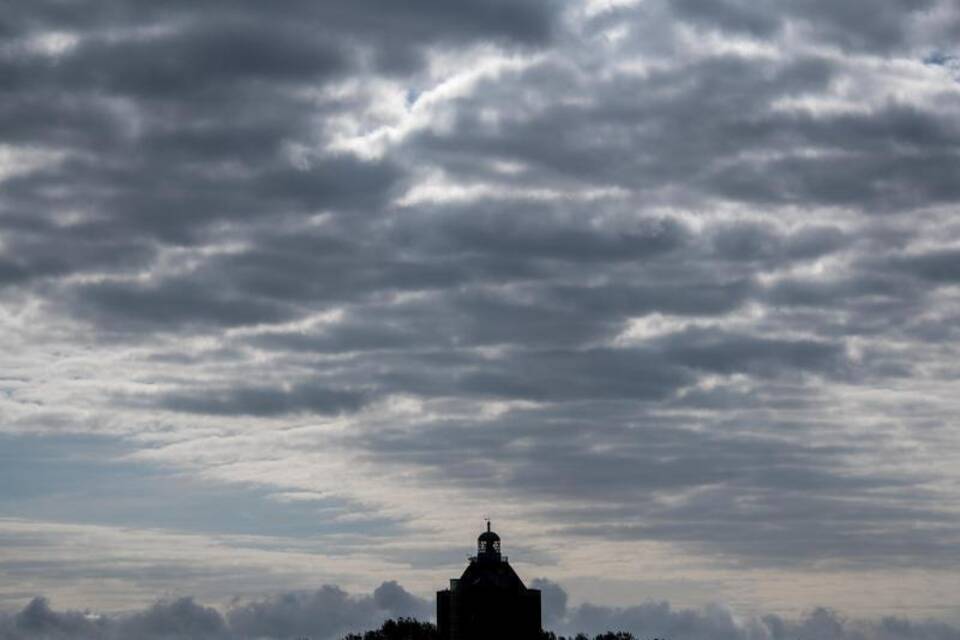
[{"left": 437, "top": 522, "right": 541, "bottom": 640}]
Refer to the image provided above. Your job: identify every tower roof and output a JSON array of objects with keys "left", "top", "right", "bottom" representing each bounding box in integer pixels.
[
  {"left": 459, "top": 555, "right": 527, "bottom": 592},
  {"left": 478, "top": 520, "right": 500, "bottom": 544}
]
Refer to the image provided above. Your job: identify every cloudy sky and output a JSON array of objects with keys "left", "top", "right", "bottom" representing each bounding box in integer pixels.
[{"left": 3, "top": 0, "right": 960, "bottom": 635}]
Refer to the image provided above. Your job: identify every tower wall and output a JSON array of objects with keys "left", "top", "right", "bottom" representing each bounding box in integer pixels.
[
  {"left": 437, "top": 578, "right": 541, "bottom": 640},
  {"left": 437, "top": 526, "right": 541, "bottom": 640},
  {"left": 437, "top": 589, "right": 452, "bottom": 638}
]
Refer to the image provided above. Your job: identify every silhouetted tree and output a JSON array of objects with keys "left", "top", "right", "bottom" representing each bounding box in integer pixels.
[
  {"left": 343, "top": 619, "right": 658, "bottom": 640},
  {"left": 342, "top": 617, "right": 439, "bottom": 640}
]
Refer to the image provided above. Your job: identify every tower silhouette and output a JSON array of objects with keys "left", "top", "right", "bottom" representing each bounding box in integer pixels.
[{"left": 437, "top": 522, "right": 541, "bottom": 640}]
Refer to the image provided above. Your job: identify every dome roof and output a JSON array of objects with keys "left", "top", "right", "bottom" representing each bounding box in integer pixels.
[
  {"left": 476, "top": 520, "right": 503, "bottom": 562},
  {"left": 478, "top": 529, "right": 500, "bottom": 543},
  {"left": 478, "top": 520, "right": 501, "bottom": 546}
]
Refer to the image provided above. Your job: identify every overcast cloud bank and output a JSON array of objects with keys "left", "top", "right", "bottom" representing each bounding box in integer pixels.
[
  {"left": 4, "top": 581, "right": 960, "bottom": 640},
  {"left": 2, "top": 0, "right": 960, "bottom": 622}
]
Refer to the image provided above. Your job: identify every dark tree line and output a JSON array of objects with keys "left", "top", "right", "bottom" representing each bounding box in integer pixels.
[
  {"left": 339, "top": 618, "right": 656, "bottom": 640},
  {"left": 341, "top": 618, "right": 439, "bottom": 640}
]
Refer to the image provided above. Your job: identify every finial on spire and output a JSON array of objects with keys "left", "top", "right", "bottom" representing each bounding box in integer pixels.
[{"left": 487, "top": 519, "right": 491, "bottom": 532}]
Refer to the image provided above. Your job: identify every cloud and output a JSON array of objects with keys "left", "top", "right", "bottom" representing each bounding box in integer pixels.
[
  {"left": 224, "top": 583, "right": 431, "bottom": 640},
  {"left": 4, "top": 584, "right": 960, "bottom": 640},
  {"left": 531, "top": 578, "right": 568, "bottom": 627},
  {"left": 887, "top": 249, "right": 960, "bottom": 284},
  {"left": 651, "top": 0, "right": 960, "bottom": 53},
  {"left": 515, "top": 580, "right": 960, "bottom": 640},
  {"left": 0, "top": 582, "right": 430, "bottom": 639},
  {"left": 345, "top": 398, "right": 955, "bottom": 568},
  {"left": 3, "top": 0, "right": 960, "bottom": 621},
  {"left": 119, "top": 598, "right": 228, "bottom": 640},
  {"left": 6, "top": 597, "right": 106, "bottom": 639},
  {"left": 136, "top": 383, "right": 371, "bottom": 417}
]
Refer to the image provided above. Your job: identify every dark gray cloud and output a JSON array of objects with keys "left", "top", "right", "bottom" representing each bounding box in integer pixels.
[
  {"left": 146, "top": 382, "right": 371, "bottom": 417},
  {"left": 711, "top": 222, "right": 851, "bottom": 264},
  {"left": 407, "top": 52, "right": 960, "bottom": 213},
  {"left": 345, "top": 402, "right": 954, "bottom": 567},
  {"left": 0, "top": 1, "right": 558, "bottom": 98},
  {"left": 2, "top": 0, "right": 559, "bottom": 49},
  {"left": 568, "top": 601, "right": 960, "bottom": 640},
  {"left": 6, "top": 597, "right": 107, "bottom": 639},
  {"left": 4, "top": 585, "right": 960, "bottom": 640},
  {"left": 651, "top": 328, "right": 848, "bottom": 377},
  {"left": 509, "top": 579, "right": 960, "bottom": 640},
  {"left": 887, "top": 249, "right": 960, "bottom": 284},
  {"left": 0, "top": 0, "right": 560, "bottom": 292},
  {"left": 1, "top": 20, "right": 348, "bottom": 100},
  {"left": 225, "top": 584, "right": 428, "bottom": 640},
  {"left": 69, "top": 279, "right": 295, "bottom": 331},
  {"left": 0, "top": 582, "right": 429, "bottom": 640},
  {"left": 119, "top": 598, "right": 228, "bottom": 640},
  {"left": 531, "top": 578, "right": 569, "bottom": 628}
]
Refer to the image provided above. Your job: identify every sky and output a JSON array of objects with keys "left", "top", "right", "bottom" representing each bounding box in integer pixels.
[{"left": 2, "top": 0, "right": 960, "bottom": 637}]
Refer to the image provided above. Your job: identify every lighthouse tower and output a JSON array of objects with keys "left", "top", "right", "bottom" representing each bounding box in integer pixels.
[{"left": 436, "top": 522, "right": 542, "bottom": 640}]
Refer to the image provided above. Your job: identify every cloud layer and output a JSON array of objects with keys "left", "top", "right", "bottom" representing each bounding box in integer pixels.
[
  {"left": 0, "top": 581, "right": 429, "bottom": 640},
  {"left": 4, "top": 582, "right": 960, "bottom": 640},
  {"left": 2, "top": 0, "right": 960, "bottom": 622}
]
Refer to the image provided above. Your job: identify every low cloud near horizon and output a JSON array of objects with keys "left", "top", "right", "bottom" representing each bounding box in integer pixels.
[{"left": 4, "top": 580, "right": 960, "bottom": 640}]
